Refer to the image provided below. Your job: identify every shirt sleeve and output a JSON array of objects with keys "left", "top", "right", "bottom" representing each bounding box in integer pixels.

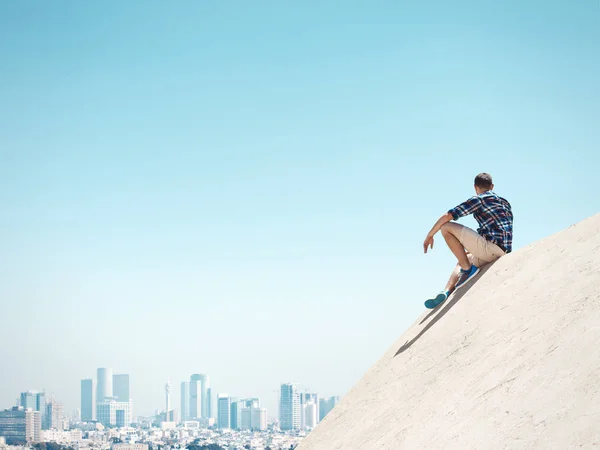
[{"left": 448, "top": 196, "right": 480, "bottom": 220}]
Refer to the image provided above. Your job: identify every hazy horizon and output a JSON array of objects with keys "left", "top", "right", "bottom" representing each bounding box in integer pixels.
[{"left": 1, "top": 1, "right": 598, "bottom": 419}]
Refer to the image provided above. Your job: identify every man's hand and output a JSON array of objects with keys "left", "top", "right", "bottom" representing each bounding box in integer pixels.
[
  {"left": 423, "top": 234, "right": 434, "bottom": 253},
  {"left": 424, "top": 212, "right": 453, "bottom": 254}
]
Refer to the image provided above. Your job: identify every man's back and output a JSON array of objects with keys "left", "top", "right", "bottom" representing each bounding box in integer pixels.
[{"left": 449, "top": 190, "right": 513, "bottom": 253}]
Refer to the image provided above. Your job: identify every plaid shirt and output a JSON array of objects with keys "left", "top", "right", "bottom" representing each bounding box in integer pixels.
[{"left": 448, "top": 191, "right": 514, "bottom": 253}]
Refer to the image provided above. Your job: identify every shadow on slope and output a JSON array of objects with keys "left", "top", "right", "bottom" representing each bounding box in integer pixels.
[{"left": 395, "top": 261, "right": 498, "bottom": 356}]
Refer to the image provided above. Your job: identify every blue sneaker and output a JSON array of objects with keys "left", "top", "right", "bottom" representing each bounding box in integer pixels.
[
  {"left": 455, "top": 264, "right": 480, "bottom": 289},
  {"left": 424, "top": 291, "right": 450, "bottom": 309}
]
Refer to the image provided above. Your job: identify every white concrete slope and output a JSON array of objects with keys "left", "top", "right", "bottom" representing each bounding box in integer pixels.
[{"left": 299, "top": 213, "right": 600, "bottom": 450}]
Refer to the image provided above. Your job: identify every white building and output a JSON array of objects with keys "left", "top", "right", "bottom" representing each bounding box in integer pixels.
[
  {"left": 97, "top": 400, "right": 132, "bottom": 427},
  {"left": 45, "top": 398, "right": 64, "bottom": 430},
  {"left": 97, "top": 368, "right": 113, "bottom": 402},
  {"left": 300, "top": 392, "right": 319, "bottom": 427},
  {"left": 251, "top": 408, "right": 267, "bottom": 431},
  {"left": 189, "top": 376, "right": 201, "bottom": 419},
  {"left": 112, "top": 444, "right": 148, "bottom": 450},
  {"left": 182, "top": 421, "right": 200, "bottom": 429},
  {"left": 189, "top": 374, "right": 210, "bottom": 419},
  {"left": 303, "top": 402, "right": 317, "bottom": 429},
  {"left": 41, "top": 429, "right": 82, "bottom": 443}
]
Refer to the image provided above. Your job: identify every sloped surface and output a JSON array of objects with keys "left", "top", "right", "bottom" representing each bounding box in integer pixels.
[{"left": 299, "top": 213, "right": 600, "bottom": 450}]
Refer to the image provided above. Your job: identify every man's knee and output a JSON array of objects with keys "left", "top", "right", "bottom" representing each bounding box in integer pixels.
[{"left": 441, "top": 222, "right": 462, "bottom": 237}]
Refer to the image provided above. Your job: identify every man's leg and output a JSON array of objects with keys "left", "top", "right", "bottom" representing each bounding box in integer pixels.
[
  {"left": 444, "top": 264, "right": 461, "bottom": 294},
  {"left": 440, "top": 222, "right": 471, "bottom": 270},
  {"left": 425, "top": 257, "right": 469, "bottom": 308}
]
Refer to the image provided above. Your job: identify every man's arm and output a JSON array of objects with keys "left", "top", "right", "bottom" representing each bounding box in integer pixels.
[
  {"left": 423, "top": 212, "right": 453, "bottom": 253},
  {"left": 423, "top": 196, "right": 480, "bottom": 253}
]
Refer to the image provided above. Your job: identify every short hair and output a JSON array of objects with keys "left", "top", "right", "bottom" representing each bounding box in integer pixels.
[{"left": 474, "top": 173, "right": 493, "bottom": 190}]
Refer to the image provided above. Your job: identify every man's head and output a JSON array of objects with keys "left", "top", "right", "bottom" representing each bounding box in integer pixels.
[{"left": 474, "top": 173, "right": 494, "bottom": 194}]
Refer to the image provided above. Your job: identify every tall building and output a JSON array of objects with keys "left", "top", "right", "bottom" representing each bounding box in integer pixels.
[
  {"left": 251, "top": 408, "right": 267, "bottom": 431},
  {"left": 97, "top": 400, "right": 131, "bottom": 428},
  {"left": 318, "top": 396, "right": 340, "bottom": 421},
  {"left": 19, "top": 392, "right": 36, "bottom": 410},
  {"left": 0, "top": 407, "right": 41, "bottom": 444},
  {"left": 302, "top": 402, "right": 317, "bottom": 429},
  {"left": 189, "top": 375, "right": 201, "bottom": 419},
  {"left": 280, "top": 383, "right": 300, "bottom": 430},
  {"left": 113, "top": 374, "right": 130, "bottom": 402},
  {"left": 45, "top": 399, "right": 64, "bottom": 430},
  {"left": 241, "top": 407, "right": 251, "bottom": 430},
  {"left": 243, "top": 398, "right": 260, "bottom": 407},
  {"left": 300, "top": 392, "right": 319, "bottom": 428},
  {"left": 189, "top": 374, "right": 211, "bottom": 419},
  {"left": 180, "top": 382, "right": 190, "bottom": 422},
  {"left": 189, "top": 374, "right": 210, "bottom": 418},
  {"left": 97, "top": 368, "right": 113, "bottom": 402},
  {"left": 19, "top": 392, "right": 45, "bottom": 427},
  {"left": 200, "top": 375, "right": 210, "bottom": 418},
  {"left": 207, "top": 387, "right": 213, "bottom": 418},
  {"left": 217, "top": 395, "right": 231, "bottom": 429},
  {"left": 81, "top": 379, "right": 97, "bottom": 422},
  {"left": 230, "top": 399, "right": 242, "bottom": 430}
]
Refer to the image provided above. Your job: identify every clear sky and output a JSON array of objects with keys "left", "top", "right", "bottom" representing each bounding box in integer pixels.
[{"left": 1, "top": 0, "right": 598, "bottom": 418}]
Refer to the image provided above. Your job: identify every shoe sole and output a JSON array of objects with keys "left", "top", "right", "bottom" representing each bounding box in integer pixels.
[
  {"left": 424, "top": 293, "right": 447, "bottom": 309},
  {"left": 455, "top": 266, "right": 481, "bottom": 290}
]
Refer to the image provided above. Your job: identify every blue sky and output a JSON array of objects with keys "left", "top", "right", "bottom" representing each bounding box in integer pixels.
[{"left": 1, "top": 1, "right": 598, "bottom": 417}]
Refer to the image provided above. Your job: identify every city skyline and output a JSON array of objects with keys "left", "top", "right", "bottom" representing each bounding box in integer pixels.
[
  {"left": 3, "top": 363, "right": 340, "bottom": 421},
  {"left": 3, "top": 372, "right": 338, "bottom": 429},
  {"left": 2, "top": 0, "right": 599, "bottom": 429}
]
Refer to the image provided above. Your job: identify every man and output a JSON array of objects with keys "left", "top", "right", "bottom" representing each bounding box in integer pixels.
[{"left": 423, "top": 173, "right": 513, "bottom": 309}]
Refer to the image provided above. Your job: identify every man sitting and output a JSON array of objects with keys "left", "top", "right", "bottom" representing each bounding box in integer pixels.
[{"left": 423, "top": 173, "right": 514, "bottom": 309}]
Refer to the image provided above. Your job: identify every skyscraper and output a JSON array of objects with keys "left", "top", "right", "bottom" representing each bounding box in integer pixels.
[
  {"left": 189, "top": 375, "right": 201, "bottom": 419},
  {"left": 97, "top": 368, "right": 113, "bottom": 402},
  {"left": 217, "top": 395, "right": 231, "bottom": 429},
  {"left": 189, "top": 373, "right": 210, "bottom": 419},
  {"left": 302, "top": 402, "right": 317, "bottom": 429},
  {"left": 318, "top": 396, "right": 340, "bottom": 421},
  {"left": 241, "top": 407, "right": 251, "bottom": 430},
  {"left": 300, "top": 392, "right": 319, "bottom": 428},
  {"left": 81, "top": 379, "right": 97, "bottom": 422},
  {"left": 19, "top": 392, "right": 36, "bottom": 410},
  {"left": 230, "top": 399, "right": 242, "bottom": 430},
  {"left": 207, "top": 387, "right": 213, "bottom": 419},
  {"left": 45, "top": 398, "right": 64, "bottom": 430},
  {"left": 113, "top": 374, "right": 130, "bottom": 402},
  {"left": 19, "top": 392, "right": 45, "bottom": 428},
  {"left": 251, "top": 408, "right": 268, "bottom": 431},
  {"left": 280, "top": 383, "right": 300, "bottom": 431},
  {"left": 201, "top": 375, "right": 210, "bottom": 418},
  {"left": 180, "top": 382, "right": 190, "bottom": 422}
]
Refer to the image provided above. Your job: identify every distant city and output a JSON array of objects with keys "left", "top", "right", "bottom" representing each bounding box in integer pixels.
[{"left": 0, "top": 368, "right": 340, "bottom": 450}]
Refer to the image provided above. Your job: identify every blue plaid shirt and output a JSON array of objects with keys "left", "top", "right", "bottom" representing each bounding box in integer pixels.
[{"left": 448, "top": 191, "right": 514, "bottom": 253}]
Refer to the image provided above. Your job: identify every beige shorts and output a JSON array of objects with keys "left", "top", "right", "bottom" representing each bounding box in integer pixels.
[{"left": 458, "top": 225, "right": 506, "bottom": 268}]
